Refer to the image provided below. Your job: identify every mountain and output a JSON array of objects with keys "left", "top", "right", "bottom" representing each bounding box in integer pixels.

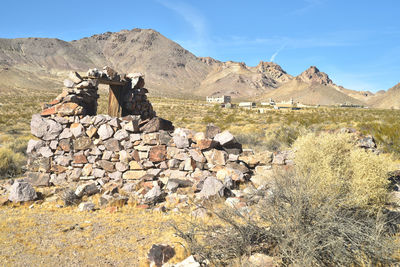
[
  {"left": 0, "top": 28, "right": 393, "bottom": 108},
  {"left": 261, "top": 66, "right": 366, "bottom": 106},
  {"left": 366, "top": 82, "right": 400, "bottom": 109},
  {"left": 0, "top": 29, "right": 295, "bottom": 98}
]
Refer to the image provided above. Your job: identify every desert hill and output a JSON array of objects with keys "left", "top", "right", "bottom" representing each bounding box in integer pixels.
[
  {"left": 0, "top": 28, "right": 397, "bottom": 108},
  {"left": 366, "top": 82, "right": 400, "bottom": 109},
  {"left": 261, "top": 66, "right": 366, "bottom": 106}
]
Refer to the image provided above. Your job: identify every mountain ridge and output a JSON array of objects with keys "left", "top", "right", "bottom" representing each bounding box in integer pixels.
[{"left": 0, "top": 28, "right": 396, "bottom": 108}]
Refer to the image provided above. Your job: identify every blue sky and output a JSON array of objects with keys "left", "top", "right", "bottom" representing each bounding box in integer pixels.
[{"left": 0, "top": 0, "right": 399, "bottom": 92}]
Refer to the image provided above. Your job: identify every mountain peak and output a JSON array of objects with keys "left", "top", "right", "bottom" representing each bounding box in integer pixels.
[
  {"left": 297, "top": 66, "right": 332, "bottom": 85},
  {"left": 256, "top": 61, "right": 292, "bottom": 83}
]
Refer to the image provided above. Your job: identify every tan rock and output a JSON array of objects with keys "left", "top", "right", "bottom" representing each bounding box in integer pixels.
[
  {"left": 203, "top": 149, "right": 228, "bottom": 166},
  {"left": 86, "top": 126, "right": 97, "bottom": 138},
  {"left": 123, "top": 170, "right": 146, "bottom": 180},
  {"left": 129, "top": 161, "right": 144, "bottom": 170}
]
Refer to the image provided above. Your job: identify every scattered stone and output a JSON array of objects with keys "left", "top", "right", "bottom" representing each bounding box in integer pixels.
[
  {"left": 75, "top": 182, "right": 99, "bottom": 197},
  {"left": 248, "top": 253, "right": 277, "bottom": 267},
  {"left": 197, "top": 177, "right": 226, "bottom": 199},
  {"left": 147, "top": 244, "right": 175, "bottom": 267},
  {"left": 78, "top": 202, "right": 95, "bottom": 212},
  {"left": 144, "top": 184, "right": 162, "bottom": 204},
  {"left": 8, "top": 181, "right": 37, "bottom": 202}
]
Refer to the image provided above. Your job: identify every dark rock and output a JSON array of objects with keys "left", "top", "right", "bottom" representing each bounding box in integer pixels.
[
  {"left": 147, "top": 244, "right": 175, "bottom": 267},
  {"left": 140, "top": 117, "right": 174, "bottom": 133}
]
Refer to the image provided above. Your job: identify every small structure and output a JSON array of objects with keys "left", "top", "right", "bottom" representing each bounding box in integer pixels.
[
  {"left": 261, "top": 98, "right": 275, "bottom": 106},
  {"left": 238, "top": 102, "right": 256, "bottom": 109},
  {"left": 41, "top": 66, "right": 155, "bottom": 119},
  {"left": 206, "top": 95, "right": 231, "bottom": 104}
]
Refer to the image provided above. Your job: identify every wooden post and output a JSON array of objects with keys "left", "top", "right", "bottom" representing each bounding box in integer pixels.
[{"left": 108, "top": 84, "right": 124, "bottom": 117}]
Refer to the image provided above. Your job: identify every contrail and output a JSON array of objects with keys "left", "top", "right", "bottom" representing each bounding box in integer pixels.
[{"left": 270, "top": 44, "right": 287, "bottom": 62}]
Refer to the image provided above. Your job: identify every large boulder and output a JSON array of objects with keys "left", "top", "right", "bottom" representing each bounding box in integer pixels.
[{"left": 8, "top": 181, "right": 37, "bottom": 202}]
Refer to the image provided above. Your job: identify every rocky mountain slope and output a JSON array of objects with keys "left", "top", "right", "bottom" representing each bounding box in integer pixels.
[
  {"left": 261, "top": 66, "right": 367, "bottom": 106},
  {"left": 0, "top": 28, "right": 396, "bottom": 107}
]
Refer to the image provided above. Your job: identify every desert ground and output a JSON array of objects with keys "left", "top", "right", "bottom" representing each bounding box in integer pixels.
[{"left": 1, "top": 86, "right": 400, "bottom": 266}]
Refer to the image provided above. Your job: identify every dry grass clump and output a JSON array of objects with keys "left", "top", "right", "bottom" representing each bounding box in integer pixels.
[
  {"left": 294, "top": 132, "right": 395, "bottom": 210},
  {"left": 0, "top": 146, "right": 25, "bottom": 178},
  {"left": 174, "top": 133, "right": 399, "bottom": 266},
  {"left": 175, "top": 171, "right": 399, "bottom": 266}
]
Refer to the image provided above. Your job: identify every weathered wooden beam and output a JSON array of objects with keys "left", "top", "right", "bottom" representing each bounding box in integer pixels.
[{"left": 108, "top": 85, "right": 124, "bottom": 117}]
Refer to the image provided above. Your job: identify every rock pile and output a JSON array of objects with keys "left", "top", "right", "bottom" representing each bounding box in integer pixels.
[
  {"left": 40, "top": 66, "right": 155, "bottom": 119},
  {"left": 26, "top": 107, "right": 264, "bottom": 208}
]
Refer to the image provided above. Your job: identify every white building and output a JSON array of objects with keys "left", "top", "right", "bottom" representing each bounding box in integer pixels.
[
  {"left": 206, "top": 95, "right": 231, "bottom": 104},
  {"left": 238, "top": 102, "right": 256, "bottom": 108}
]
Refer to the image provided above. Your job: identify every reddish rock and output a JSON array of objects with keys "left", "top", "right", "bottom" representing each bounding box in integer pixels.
[
  {"left": 49, "top": 99, "right": 60, "bottom": 105},
  {"left": 194, "top": 139, "right": 217, "bottom": 150},
  {"left": 51, "top": 165, "right": 68, "bottom": 174},
  {"left": 73, "top": 154, "right": 88, "bottom": 164},
  {"left": 56, "top": 102, "right": 82, "bottom": 116},
  {"left": 58, "top": 139, "right": 71, "bottom": 152},
  {"left": 149, "top": 145, "right": 167, "bottom": 163},
  {"left": 40, "top": 106, "right": 57, "bottom": 116}
]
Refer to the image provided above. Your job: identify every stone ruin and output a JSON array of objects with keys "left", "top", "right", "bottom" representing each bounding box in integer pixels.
[
  {"left": 14, "top": 67, "right": 384, "bottom": 209},
  {"left": 41, "top": 66, "right": 155, "bottom": 119},
  {"left": 23, "top": 67, "right": 273, "bottom": 208}
]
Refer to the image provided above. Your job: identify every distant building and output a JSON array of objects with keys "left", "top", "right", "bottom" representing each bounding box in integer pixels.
[
  {"left": 206, "top": 95, "right": 231, "bottom": 104},
  {"left": 238, "top": 102, "right": 256, "bottom": 109}
]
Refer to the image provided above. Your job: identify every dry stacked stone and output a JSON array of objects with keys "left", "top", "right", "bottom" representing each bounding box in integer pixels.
[
  {"left": 41, "top": 66, "right": 155, "bottom": 120},
  {"left": 25, "top": 110, "right": 261, "bottom": 207},
  {"left": 24, "top": 67, "right": 271, "bottom": 209}
]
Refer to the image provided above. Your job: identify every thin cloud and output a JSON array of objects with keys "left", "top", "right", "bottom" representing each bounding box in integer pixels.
[
  {"left": 157, "top": 0, "right": 209, "bottom": 55},
  {"left": 292, "top": 0, "right": 325, "bottom": 15},
  {"left": 270, "top": 43, "right": 287, "bottom": 62}
]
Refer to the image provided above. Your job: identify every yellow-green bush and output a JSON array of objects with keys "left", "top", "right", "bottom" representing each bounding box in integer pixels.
[
  {"left": 294, "top": 132, "right": 395, "bottom": 210},
  {"left": 0, "top": 147, "right": 25, "bottom": 178}
]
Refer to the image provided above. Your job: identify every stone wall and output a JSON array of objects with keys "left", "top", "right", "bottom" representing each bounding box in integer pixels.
[
  {"left": 26, "top": 111, "right": 259, "bottom": 206},
  {"left": 41, "top": 66, "right": 155, "bottom": 120}
]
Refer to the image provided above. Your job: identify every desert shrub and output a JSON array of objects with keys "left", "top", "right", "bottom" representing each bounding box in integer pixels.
[
  {"left": 5, "top": 135, "right": 30, "bottom": 154},
  {"left": 174, "top": 133, "right": 398, "bottom": 266},
  {"left": 264, "top": 126, "right": 301, "bottom": 151},
  {"left": 174, "top": 170, "right": 399, "bottom": 266},
  {"left": 235, "top": 130, "right": 265, "bottom": 149},
  {"left": 0, "top": 147, "right": 25, "bottom": 178},
  {"left": 294, "top": 132, "right": 394, "bottom": 210}
]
